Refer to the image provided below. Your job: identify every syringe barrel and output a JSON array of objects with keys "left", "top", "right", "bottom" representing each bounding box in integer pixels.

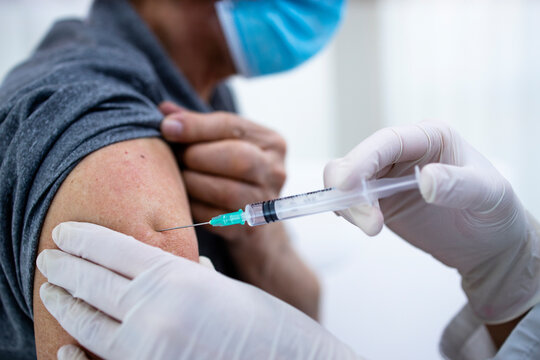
[
  {"left": 243, "top": 171, "right": 420, "bottom": 226},
  {"left": 244, "top": 203, "right": 268, "bottom": 226},
  {"left": 244, "top": 188, "right": 370, "bottom": 226}
]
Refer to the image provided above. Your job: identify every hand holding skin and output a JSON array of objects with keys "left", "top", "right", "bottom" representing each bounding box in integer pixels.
[
  {"left": 324, "top": 121, "right": 540, "bottom": 324},
  {"left": 159, "top": 102, "right": 320, "bottom": 319},
  {"left": 37, "top": 222, "right": 359, "bottom": 360},
  {"left": 160, "top": 102, "right": 287, "bottom": 243}
]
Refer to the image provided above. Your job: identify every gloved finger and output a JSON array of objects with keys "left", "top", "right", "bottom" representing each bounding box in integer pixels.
[
  {"left": 325, "top": 162, "right": 385, "bottom": 236},
  {"left": 37, "top": 249, "right": 131, "bottom": 321},
  {"left": 325, "top": 124, "right": 445, "bottom": 191},
  {"left": 420, "top": 163, "right": 507, "bottom": 213},
  {"left": 57, "top": 344, "right": 89, "bottom": 360},
  {"left": 337, "top": 203, "right": 385, "bottom": 236},
  {"left": 40, "top": 283, "right": 120, "bottom": 360},
  {"left": 199, "top": 256, "right": 216, "bottom": 270},
  {"left": 52, "top": 222, "right": 178, "bottom": 280}
]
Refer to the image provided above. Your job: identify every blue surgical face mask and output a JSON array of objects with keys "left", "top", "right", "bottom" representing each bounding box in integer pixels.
[{"left": 215, "top": 0, "right": 346, "bottom": 77}]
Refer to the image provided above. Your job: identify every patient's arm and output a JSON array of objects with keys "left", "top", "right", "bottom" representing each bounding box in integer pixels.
[{"left": 33, "top": 138, "right": 198, "bottom": 359}]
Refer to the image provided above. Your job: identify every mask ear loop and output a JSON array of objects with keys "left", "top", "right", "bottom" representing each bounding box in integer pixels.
[{"left": 214, "top": 1, "right": 252, "bottom": 77}]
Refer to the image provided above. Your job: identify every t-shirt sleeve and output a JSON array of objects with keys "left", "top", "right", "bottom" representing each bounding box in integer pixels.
[{"left": 0, "top": 79, "right": 163, "bottom": 321}]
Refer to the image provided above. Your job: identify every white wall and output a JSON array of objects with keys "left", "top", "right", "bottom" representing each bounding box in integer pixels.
[
  {"left": 1, "top": 1, "right": 539, "bottom": 359},
  {"left": 230, "top": 48, "right": 338, "bottom": 161},
  {"left": 375, "top": 0, "right": 540, "bottom": 217},
  {"left": 0, "top": 0, "right": 93, "bottom": 82}
]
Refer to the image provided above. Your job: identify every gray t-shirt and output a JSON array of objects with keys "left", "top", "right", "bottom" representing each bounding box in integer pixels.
[{"left": 0, "top": 0, "right": 237, "bottom": 357}]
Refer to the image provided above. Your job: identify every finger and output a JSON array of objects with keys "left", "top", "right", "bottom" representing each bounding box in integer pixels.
[
  {"left": 337, "top": 203, "right": 385, "bottom": 236},
  {"left": 40, "top": 283, "right": 120, "bottom": 360},
  {"left": 161, "top": 110, "right": 246, "bottom": 143},
  {"left": 183, "top": 140, "right": 274, "bottom": 185},
  {"left": 183, "top": 170, "right": 270, "bottom": 210},
  {"left": 52, "top": 222, "right": 177, "bottom": 279},
  {"left": 420, "top": 163, "right": 507, "bottom": 213},
  {"left": 199, "top": 256, "right": 216, "bottom": 270},
  {"left": 161, "top": 111, "right": 286, "bottom": 154},
  {"left": 158, "top": 101, "right": 185, "bottom": 116},
  {"left": 326, "top": 123, "right": 450, "bottom": 191},
  {"left": 57, "top": 345, "right": 89, "bottom": 360},
  {"left": 37, "top": 249, "right": 131, "bottom": 320}
]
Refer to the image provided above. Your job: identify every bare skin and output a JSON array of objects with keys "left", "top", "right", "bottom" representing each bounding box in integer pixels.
[
  {"left": 131, "top": 0, "right": 235, "bottom": 101},
  {"left": 161, "top": 102, "right": 320, "bottom": 319},
  {"left": 486, "top": 311, "right": 529, "bottom": 349},
  {"left": 134, "top": 0, "right": 530, "bottom": 349},
  {"left": 33, "top": 1, "right": 318, "bottom": 357},
  {"left": 33, "top": 138, "right": 198, "bottom": 358},
  {"left": 134, "top": 0, "right": 320, "bottom": 317},
  {"left": 132, "top": 0, "right": 319, "bottom": 318}
]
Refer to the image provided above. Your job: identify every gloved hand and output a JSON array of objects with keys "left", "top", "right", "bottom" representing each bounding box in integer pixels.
[
  {"left": 37, "top": 222, "right": 359, "bottom": 360},
  {"left": 324, "top": 121, "right": 540, "bottom": 324}
]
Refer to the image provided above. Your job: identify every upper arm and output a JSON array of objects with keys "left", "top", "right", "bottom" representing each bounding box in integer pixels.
[{"left": 33, "top": 137, "right": 198, "bottom": 358}]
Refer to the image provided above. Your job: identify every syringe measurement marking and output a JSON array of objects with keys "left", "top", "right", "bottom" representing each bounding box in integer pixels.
[{"left": 250, "top": 188, "right": 335, "bottom": 207}]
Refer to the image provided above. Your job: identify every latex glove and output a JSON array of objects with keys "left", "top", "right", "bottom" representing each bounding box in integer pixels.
[
  {"left": 57, "top": 345, "right": 88, "bottom": 360},
  {"left": 37, "top": 222, "right": 359, "bottom": 360},
  {"left": 324, "top": 121, "right": 540, "bottom": 324}
]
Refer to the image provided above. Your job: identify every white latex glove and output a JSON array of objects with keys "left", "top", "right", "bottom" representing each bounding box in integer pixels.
[
  {"left": 324, "top": 121, "right": 540, "bottom": 324},
  {"left": 37, "top": 222, "right": 359, "bottom": 360}
]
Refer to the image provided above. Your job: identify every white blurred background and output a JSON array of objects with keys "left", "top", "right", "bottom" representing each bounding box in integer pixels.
[{"left": 2, "top": 0, "right": 540, "bottom": 358}]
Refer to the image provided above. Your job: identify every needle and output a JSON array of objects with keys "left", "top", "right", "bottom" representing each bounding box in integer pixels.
[{"left": 157, "top": 222, "right": 210, "bottom": 232}]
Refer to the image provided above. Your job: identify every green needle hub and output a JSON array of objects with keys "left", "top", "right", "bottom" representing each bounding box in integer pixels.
[{"left": 209, "top": 209, "right": 245, "bottom": 227}]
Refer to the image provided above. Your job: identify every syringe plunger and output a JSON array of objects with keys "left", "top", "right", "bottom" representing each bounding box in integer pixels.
[{"left": 208, "top": 169, "right": 420, "bottom": 228}]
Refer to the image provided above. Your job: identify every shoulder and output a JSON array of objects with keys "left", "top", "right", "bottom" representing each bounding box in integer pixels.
[{"left": 1, "top": 19, "right": 162, "bottom": 107}]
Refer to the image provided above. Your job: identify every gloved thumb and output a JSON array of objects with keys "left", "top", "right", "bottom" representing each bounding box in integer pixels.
[
  {"left": 325, "top": 158, "right": 384, "bottom": 236},
  {"left": 339, "top": 204, "right": 385, "bottom": 236},
  {"left": 420, "top": 163, "right": 505, "bottom": 213},
  {"left": 57, "top": 344, "right": 89, "bottom": 360},
  {"left": 199, "top": 256, "right": 216, "bottom": 271}
]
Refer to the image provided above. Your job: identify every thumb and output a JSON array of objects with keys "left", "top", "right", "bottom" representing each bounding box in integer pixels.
[
  {"left": 339, "top": 203, "right": 385, "bottom": 237},
  {"left": 325, "top": 159, "right": 385, "bottom": 236},
  {"left": 57, "top": 345, "right": 89, "bottom": 360},
  {"left": 159, "top": 101, "right": 185, "bottom": 116},
  {"left": 161, "top": 113, "right": 185, "bottom": 142},
  {"left": 420, "top": 163, "right": 505, "bottom": 212},
  {"left": 161, "top": 110, "right": 251, "bottom": 144}
]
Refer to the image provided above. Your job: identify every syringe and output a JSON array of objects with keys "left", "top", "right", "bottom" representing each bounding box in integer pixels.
[{"left": 158, "top": 169, "right": 420, "bottom": 231}]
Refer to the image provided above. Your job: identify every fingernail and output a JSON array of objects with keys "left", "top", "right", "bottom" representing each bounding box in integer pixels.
[
  {"left": 162, "top": 116, "right": 184, "bottom": 138},
  {"left": 36, "top": 251, "right": 48, "bottom": 277}
]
